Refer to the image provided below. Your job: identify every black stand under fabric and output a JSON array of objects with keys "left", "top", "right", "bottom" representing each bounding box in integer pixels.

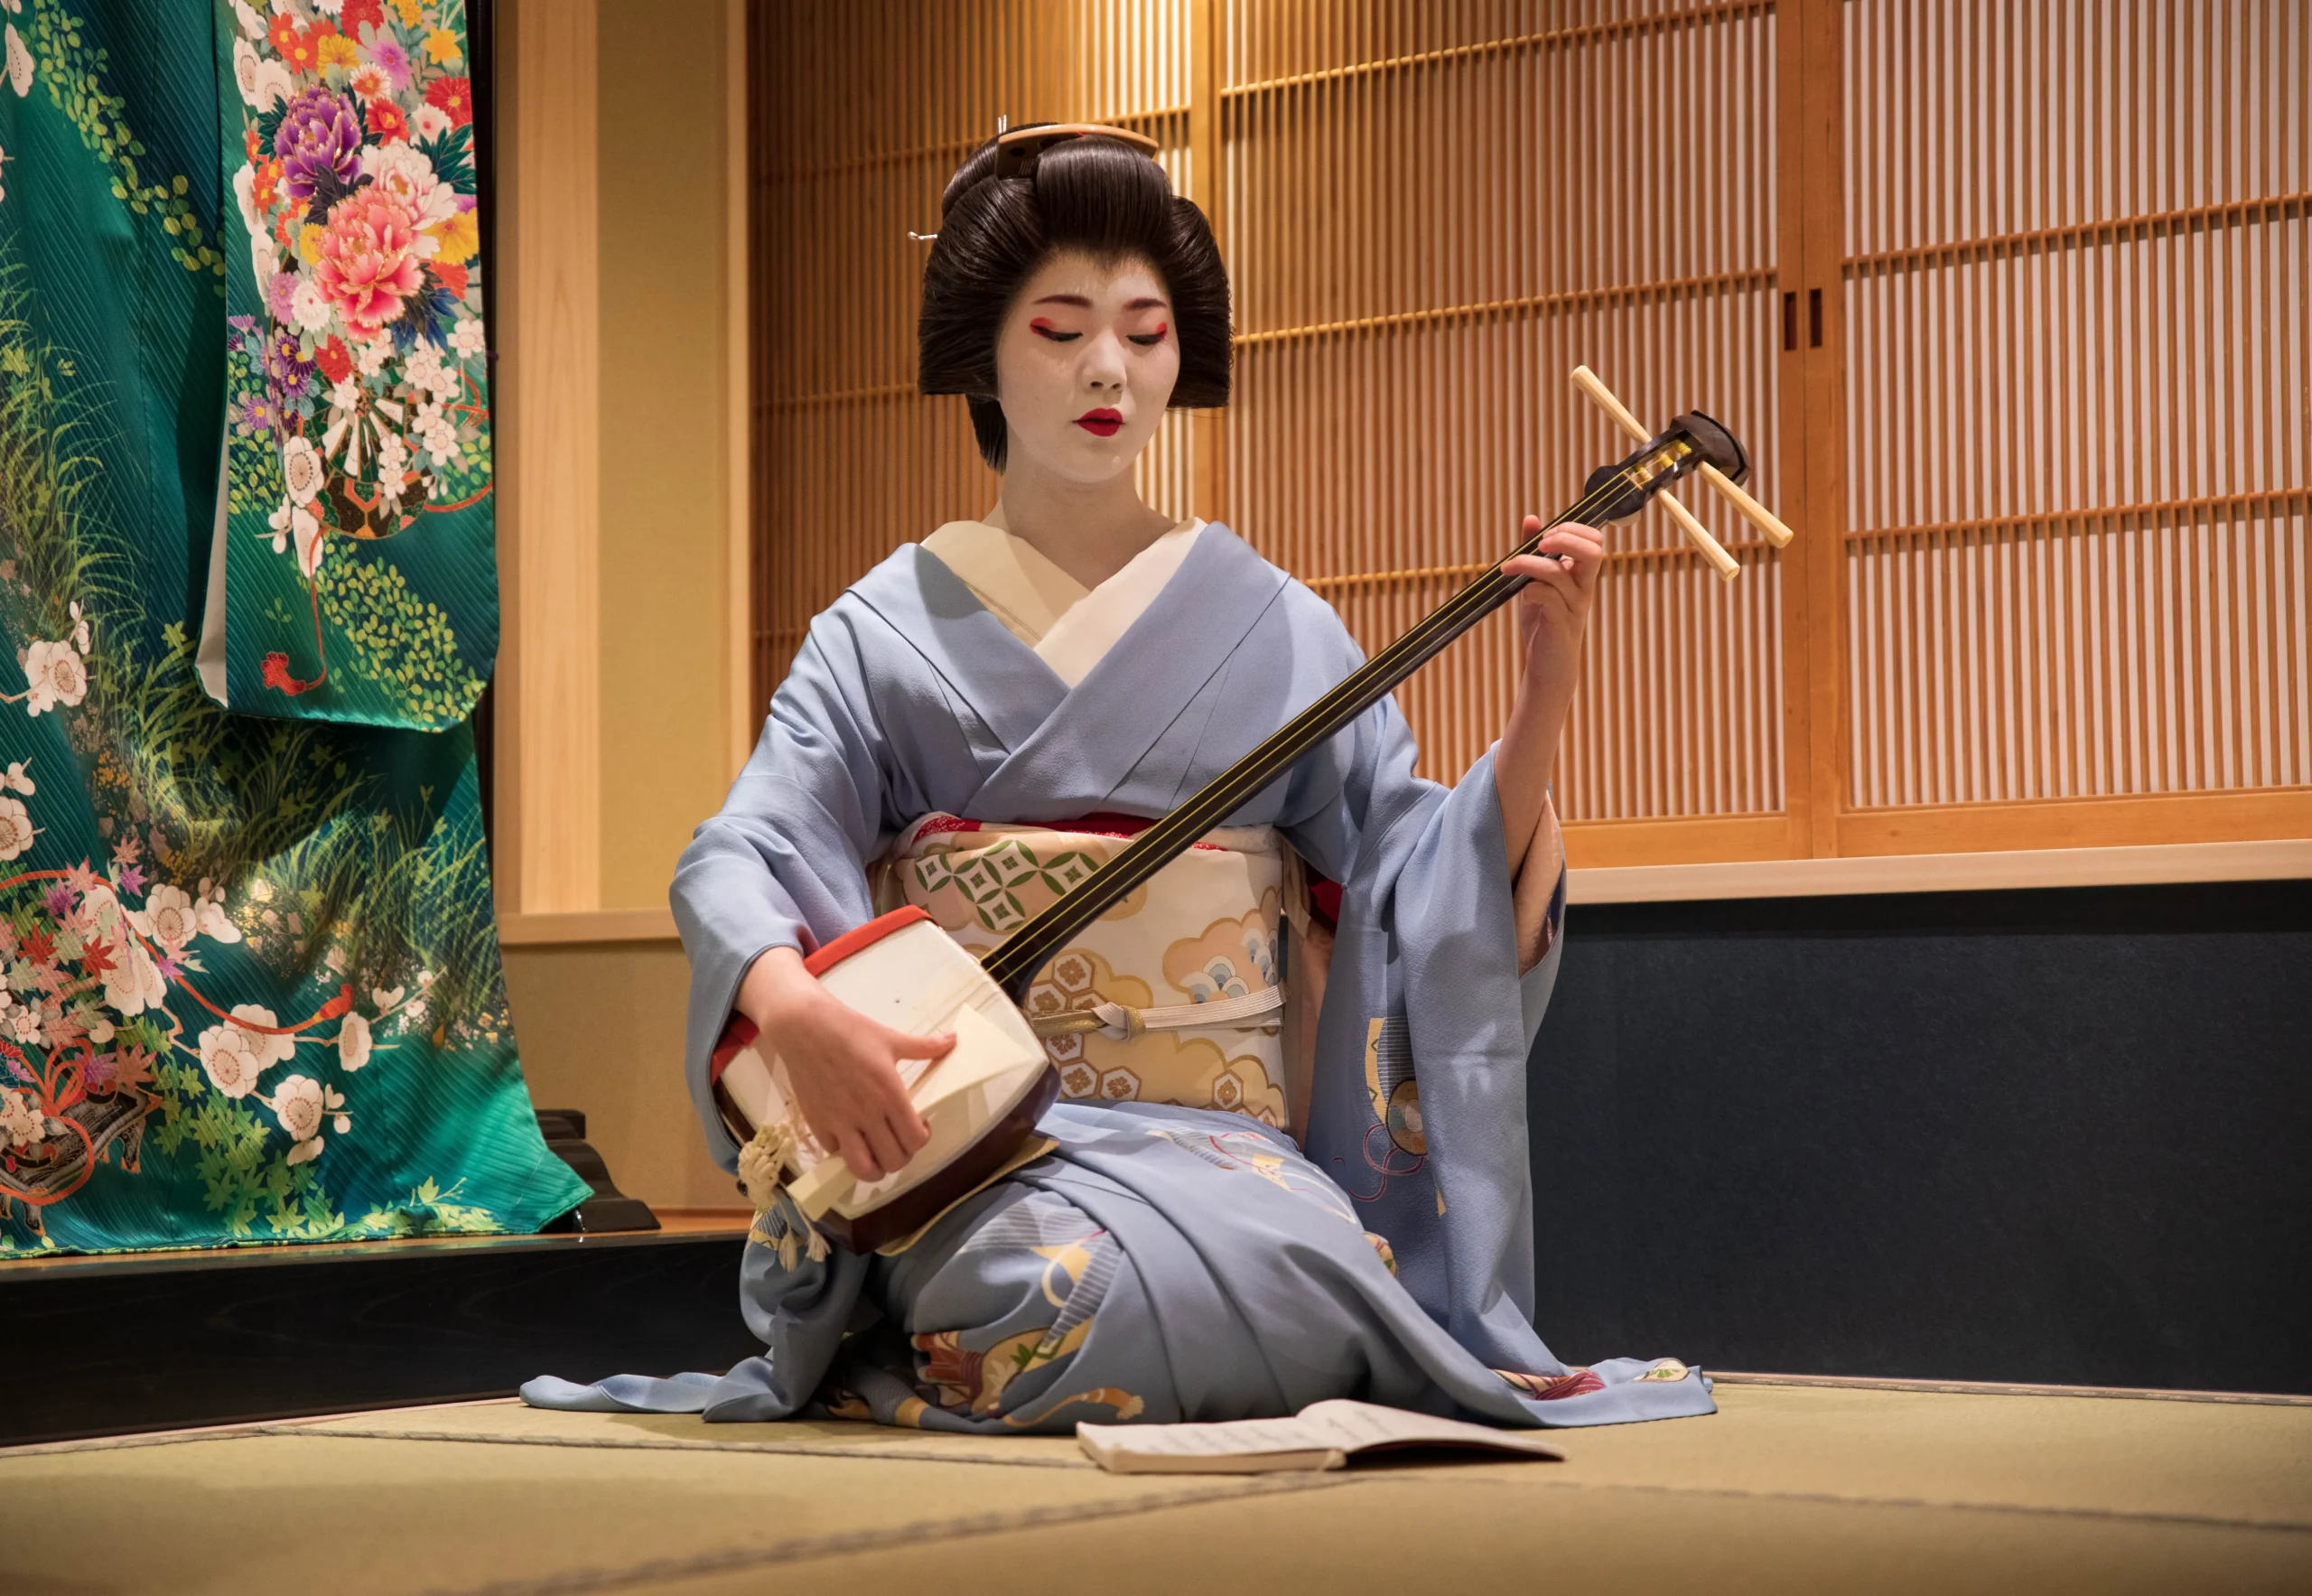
[{"left": 537, "top": 1112, "right": 661, "bottom": 1235}]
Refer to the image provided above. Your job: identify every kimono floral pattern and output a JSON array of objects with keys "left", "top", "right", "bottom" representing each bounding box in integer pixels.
[
  {"left": 0, "top": 0, "right": 585, "bottom": 1250},
  {"left": 212, "top": 0, "right": 496, "bottom": 729}
]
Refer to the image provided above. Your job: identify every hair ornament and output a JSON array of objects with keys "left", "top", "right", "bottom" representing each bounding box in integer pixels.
[{"left": 992, "top": 122, "right": 1161, "bottom": 182}]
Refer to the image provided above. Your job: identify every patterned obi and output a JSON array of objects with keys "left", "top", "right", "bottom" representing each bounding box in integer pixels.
[{"left": 879, "top": 813, "right": 1291, "bottom": 1128}]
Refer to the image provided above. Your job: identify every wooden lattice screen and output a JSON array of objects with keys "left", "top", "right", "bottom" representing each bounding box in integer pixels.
[{"left": 749, "top": 1, "right": 2309, "bottom": 867}]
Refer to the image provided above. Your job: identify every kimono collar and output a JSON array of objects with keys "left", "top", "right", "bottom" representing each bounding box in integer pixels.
[
  {"left": 850, "top": 546, "right": 1070, "bottom": 752},
  {"left": 966, "top": 525, "right": 1290, "bottom": 818}
]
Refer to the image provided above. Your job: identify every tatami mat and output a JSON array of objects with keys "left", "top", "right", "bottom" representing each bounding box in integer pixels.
[{"left": 15, "top": 1383, "right": 2310, "bottom": 1595}]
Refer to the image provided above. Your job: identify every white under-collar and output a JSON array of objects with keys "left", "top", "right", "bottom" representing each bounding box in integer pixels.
[{"left": 921, "top": 518, "right": 1206, "bottom": 687}]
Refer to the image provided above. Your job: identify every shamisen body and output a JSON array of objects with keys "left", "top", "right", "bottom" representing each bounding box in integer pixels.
[{"left": 523, "top": 125, "right": 1722, "bottom": 1433}]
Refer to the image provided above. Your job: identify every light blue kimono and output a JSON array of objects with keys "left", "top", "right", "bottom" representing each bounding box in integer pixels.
[{"left": 525, "top": 527, "right": 1712, "bottom": 1430}]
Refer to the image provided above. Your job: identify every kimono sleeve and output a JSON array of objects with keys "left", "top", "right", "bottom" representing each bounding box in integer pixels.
[
  {"left": 669, "top": 606, "right": 910, "bottom": 1171},
  {"left": 1269, "top": 588, "right": 1567, "bottom": 1372}
]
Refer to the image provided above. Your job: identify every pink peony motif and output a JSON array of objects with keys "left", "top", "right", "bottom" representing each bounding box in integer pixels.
[{"left": 312, "top": 190, "right": 425, "bottom": 338}]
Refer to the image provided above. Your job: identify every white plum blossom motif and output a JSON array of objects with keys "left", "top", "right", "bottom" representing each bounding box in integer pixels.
[
  {"left": 405, "top": 342, "right": 461, "bottom": 402},
  {"left": 413, "top": 402, "right": 461, "bottom": 469},
  {"left": 9, "top": 1007, "right": 42, "bottom": 1046},
  {"left": 374, "top": 434, "right": 409, "bottom": 501},
  {"left": 21, "top": 638, "right": 89, "bottom": 715},
  {"left": 450, "top": 319, "right": 488, "bottom": 359},
  {"left": 249, "top": 233, "right": 281, "bottom": 294},
  {"left": 252, "top": 57, "right": 292, "bottom": 110},
  {"left": 101, "top": 932, "right": 167, "bottom": 1016},
  {"left": 409, "top": 103, "right": 452, "bottom": 142},
  {"left": 233, "top": 0, "right": 263, "bottom": 37},
  {"left": 232, "top": 36, "right": 263, "bottom": 104},
  {"left": 5, "top": 24, "right": 33, "bottom": 98},
  {"left": 356, "top": 338, "right": 392, "bottom": 377},
  {"left": 282, "top": 437, "right": 324, "bottom": 506},
  {"left": 272, "top": 1074, "right": 334, "bottom": 1164},
  {"left": 0, "top": 795, "right": 34, "bottom": 861},
  {"left": 339, "top": 1011, "right": 372, "bottom": 1071},
  {"left": 129, "top": 882, "right": 200, "bottom": 952},
  {"left": 294, "top": 511, "right": 326, "bottom": 576},
  {"left": 196, "top": 1004, "right": 295, "bottom": 1100},
  {"left": 3, "top": 760, "right": 32, "bottom": 795},
  {"left": 269, "top": 498, "right": 326, "bottom": 574},
  {"left": 0, "top": 1087, "right": 43, "bottom": 1151}
]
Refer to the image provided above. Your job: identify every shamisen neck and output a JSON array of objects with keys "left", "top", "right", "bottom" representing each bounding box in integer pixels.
[{"left": 977, "top": 419, "right": 1729, "bottom": 1004}]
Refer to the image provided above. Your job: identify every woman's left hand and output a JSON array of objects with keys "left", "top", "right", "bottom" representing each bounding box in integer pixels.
[
  {"left": 1502, "top": 517, "right": 1604, "bottom": 705},
  {"left": 1493, "top": 516, "right": 1604, "bottom": 876}
]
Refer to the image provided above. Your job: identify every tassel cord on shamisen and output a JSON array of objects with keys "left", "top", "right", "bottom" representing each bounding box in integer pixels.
[{"left": 738, "top": 1119, "right": 830, "bottom": 1266}]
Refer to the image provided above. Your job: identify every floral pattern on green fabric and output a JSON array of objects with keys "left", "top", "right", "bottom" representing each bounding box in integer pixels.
[
  {"left": 212, "top": 0, "right": 496, "bottom": 729},
  {"left": 0, "top": 0, "right": 583, "bottom": 1253}
]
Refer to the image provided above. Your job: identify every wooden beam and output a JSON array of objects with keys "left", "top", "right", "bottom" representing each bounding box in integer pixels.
[
  {"left": 1571, "top": 837, "right": 2312, "bottom": 905},
  {"left": 499, "top": 908, "right": 681, "bottom": 947},
  {"left": 499, "top": 0, "right": 601, "bottom": 915}
]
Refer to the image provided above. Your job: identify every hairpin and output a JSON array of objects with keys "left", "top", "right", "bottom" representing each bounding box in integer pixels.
[{"left": 992, "top": 122, "right": 1161, "bottom": 181}]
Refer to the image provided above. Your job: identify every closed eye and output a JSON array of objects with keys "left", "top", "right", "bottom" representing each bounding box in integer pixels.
[
  {"left": 1030, "top": 318, "right": 1081, "bottom": 343},
  {"left": 1127, "top": 322, "right": 1170, "bottom": 348}
]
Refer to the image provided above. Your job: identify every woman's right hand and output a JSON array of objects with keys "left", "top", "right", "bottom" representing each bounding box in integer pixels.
[{"left": 734, "top": 947, "right": 948, "bottom": 1182}]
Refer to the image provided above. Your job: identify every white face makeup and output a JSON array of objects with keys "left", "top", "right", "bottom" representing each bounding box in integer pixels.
[{"left": 993, "top": 249, "right": 1180, "bottom": 485}]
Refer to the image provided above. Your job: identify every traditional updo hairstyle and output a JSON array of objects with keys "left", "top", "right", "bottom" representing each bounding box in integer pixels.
[{"left": 918, "top": 126, "right": 1231, "bottom": 471}]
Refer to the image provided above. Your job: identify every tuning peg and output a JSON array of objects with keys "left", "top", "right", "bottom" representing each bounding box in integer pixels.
[
  {"left": 1570, "top": 368, "right": 1737, "bottom": 581},
  {"left": 1571, "top": 366, "right": 1794, "bottom": 556}
]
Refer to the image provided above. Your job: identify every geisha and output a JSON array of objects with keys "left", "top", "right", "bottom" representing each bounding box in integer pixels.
[{"left": 526, "top": 127, "right": 1711, "bottom": 1431}]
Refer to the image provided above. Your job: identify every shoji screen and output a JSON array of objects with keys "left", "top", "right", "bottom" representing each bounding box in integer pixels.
[
  {"left": 1829, "top": 0, "right": 2308, "bottom": 853},
  {"left": 748, "top": 2, "right": 2308, "bottom": 865},
  {"left": 1222, "top": 2, "right": 1787, "bottom": 866}
]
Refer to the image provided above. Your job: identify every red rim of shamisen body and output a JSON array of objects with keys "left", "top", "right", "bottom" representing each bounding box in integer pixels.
[{"left": 709, "top": 907, "right": 934, "bottom": 1084}]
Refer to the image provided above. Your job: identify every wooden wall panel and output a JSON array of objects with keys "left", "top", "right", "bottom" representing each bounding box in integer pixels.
[
  {"left": 499, "top": 0, "right": 601, "bottom": 914},
  {"left": 1839, "top": 0, "right": 2311, "bottom": 820},
  {"left": 1222, "top": 1, "right": 1786, "bottom": 815}
]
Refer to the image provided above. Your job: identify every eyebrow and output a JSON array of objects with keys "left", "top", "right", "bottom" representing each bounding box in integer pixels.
[{"left": 1029, "top": 294, "right": 1171, "bottom": 310}]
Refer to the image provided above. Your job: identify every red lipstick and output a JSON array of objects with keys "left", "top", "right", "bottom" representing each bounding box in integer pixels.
[{"left": 1074, "top": 408, "right": 1123, "bottom": 437}]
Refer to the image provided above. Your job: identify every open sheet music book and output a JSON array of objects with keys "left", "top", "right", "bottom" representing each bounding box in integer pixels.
[{"left": 1076, "top": 1400, "right": 1565, "bottom": 1474}]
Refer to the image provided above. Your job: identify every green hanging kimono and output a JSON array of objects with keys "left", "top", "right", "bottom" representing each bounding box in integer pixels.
[
  {"left": 206, "top": 0, "right": 497, "bottom": 727},
  {"left": 0, "top": 0, "right": 586, "bottom": 1252}
]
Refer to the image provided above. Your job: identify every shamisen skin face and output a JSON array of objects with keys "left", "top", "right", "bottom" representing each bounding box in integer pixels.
[{"left": 993, "top": 249, "right": 1180, "bottom": 484}]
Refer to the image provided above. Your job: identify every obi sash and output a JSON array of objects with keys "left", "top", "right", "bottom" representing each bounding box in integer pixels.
[{"left": 879, "top": 813, "right": 1296, "bottom": 1130}]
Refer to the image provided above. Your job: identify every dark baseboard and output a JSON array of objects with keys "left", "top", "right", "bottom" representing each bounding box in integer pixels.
[
  {"left": 1529, "top": 877, "right": 2312, "bottom": 1395},
  {"left": 2, "top": 1229, "right": 760, "bottom": 1446}
]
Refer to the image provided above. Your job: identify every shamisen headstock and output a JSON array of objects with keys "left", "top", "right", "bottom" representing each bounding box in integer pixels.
[{"left": 1571, "top": 366, "right": 1796, "bottom": 581}]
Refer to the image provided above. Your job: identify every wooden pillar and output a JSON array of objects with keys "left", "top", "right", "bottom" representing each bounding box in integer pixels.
[
  {"left": 498, "top": 0, "right": 601, "bottom": 914},
  {"left": 1776, "top": 0, "right": 1848, "bottom": 857},
  {"left": 723, "top": 0, "right": 756, "bottom": 781},
  {"left": 1189, "top": 0, "right": 1227, "bottom": 526}
]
